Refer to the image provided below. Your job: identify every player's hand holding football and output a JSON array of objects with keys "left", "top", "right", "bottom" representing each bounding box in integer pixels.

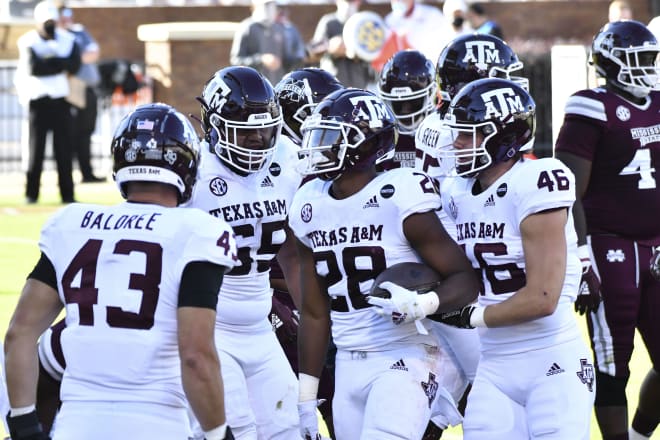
[
  {"left": 6, "top": 409, "right": 50, "bottom": 440},
  {"left": 367, "top": 281, "right": 439, "bottom": 325},
  {"left": 574, "top": 245, "right": 601, "bottom": 315}
]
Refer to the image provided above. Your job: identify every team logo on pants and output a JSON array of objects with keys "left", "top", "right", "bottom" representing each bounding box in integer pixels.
[
  {"left": 421, "top": 372, "right": 438, "bottom": 408},
  {"left": 576, "top": 358, "right": 595, "bottom": 392}
]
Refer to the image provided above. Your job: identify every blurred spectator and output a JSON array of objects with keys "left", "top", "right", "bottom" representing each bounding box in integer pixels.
[
  {"left": 230, "top": 0, "right": 304, "bottom": 85},
  {"left": 56, "top": 2, "right": 106, "bottom": 183},
  {"left": 276, "top": 2, "right": 306, "bottom": 68},
  {"left": 466, "top": 3, "right": 504, "bottom": 40},
  {"left": 649, "top": 15, "right": 660, "bottom": 39},
  {"left": 384, "top": 0, "right": 452, "bottom": 65},
  {"left": 608, "top": 0, "right": 633, "bottom": 22},
  {"left": 443, "top": 0, "right": 472, "bottom": 39},
  {"left": 307, "top": 0, "right": 373, "bottom": 89},
  {"left": 14, "top": 1, "right": 81, "bottom": 204}
]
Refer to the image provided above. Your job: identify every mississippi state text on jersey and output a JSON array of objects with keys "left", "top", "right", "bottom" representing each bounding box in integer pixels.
[{"left": 555, "top": 89, "right": 660, "bottom": 240}]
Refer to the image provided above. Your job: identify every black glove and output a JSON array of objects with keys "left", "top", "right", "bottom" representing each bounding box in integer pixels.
[
  {"left": 429, "top": 305, "right": 476, "bottom": 329},
  {"left": 204, "top": 425, "right": 234, "bottom": 440},
  {"left": 224, "top": 426, "right": 235, "bottom": 440},
  {"left": 650, "top": 246, "right": 660, "bottom": 281},
  {"left": 574, "top": 250, "right": 602, "bottom": 315},
  {"left": 6, "top": 410, "right": 50, "bottom": 440}
]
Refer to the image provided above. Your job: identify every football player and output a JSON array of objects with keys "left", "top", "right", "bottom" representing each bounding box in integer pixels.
[
  {"left": 555, "top": 20, "right": 660, "bottom": 440},
  {"left": 377, "top": 49, "right": 437, "bottom": 170},
  {"left": 290, "top": 87, "right": 479, "bottom": 439},
  {"left": 187, "top": 66, "right": 304, "bottom": 439},
  {"left": 4, "top": 103, "right": 238, "bottom": 440},
  {"left": 434, "top": 78, "right": 594, "bottom": 439},
  {"left": 275, "top": 67, "right": 344, "bottom": 146},
  {"left": 273, "top": 66, "right": 345, "bottom": 439},
  {"left": 415, "top": 33, "right": 528, "bottom": 439}
]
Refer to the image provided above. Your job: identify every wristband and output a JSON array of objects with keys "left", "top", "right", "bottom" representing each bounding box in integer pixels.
[
  {"left": 10, "top": 404, "right": 36, "bottom": 417},
  {"left": 204, "top": 422, "right": 227, "bottom": 440},
  {"left": 578, "top": 245, "right": 590, "bottom": 262},
  {"left": 469, "top": 306, "right": 487, "bottom": 328},
  {"left": 418, "top": 292, "right": 440, "bottom": 316},
  {"left": 298, "top": 373, "right": 320, "bottom": 402}
]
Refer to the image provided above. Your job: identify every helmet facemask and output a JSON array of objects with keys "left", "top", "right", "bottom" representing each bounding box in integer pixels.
[
  {"left": 297, "top": 115, "right": 361, "bottom": 180},
  {"left": 439, "top": 116, "right": 495, "bottom": 177},
  {"left": 207, "top": 110, "right": 282, "bottom": 174},
  {"left": 608, "top": 46, "right": 660, "bottom": 97},
  {"left": 379, "top": 82, "right": 436, "bottom": 135}
]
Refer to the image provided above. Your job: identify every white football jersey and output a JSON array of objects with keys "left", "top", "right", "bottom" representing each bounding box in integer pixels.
[
  {"left": 39, "top": 202, "right": 237, "bottom": 407},
  {"left": 289, "top": 168, "right": 441, "bottom": 351},
  {"left": 415, "top": 111, "right": 459, "bottom": 237},
  {"left": 188, "top": 139, "right": 303, "bottom": 329},
  {"left": 414, "top": 111, "right": 454, "bottom": 179},
  {"left": 442, "top": 158, "right": 582, "bottom": 355}
]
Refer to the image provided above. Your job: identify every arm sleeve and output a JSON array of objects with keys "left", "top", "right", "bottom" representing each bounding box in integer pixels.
[
  {"left": 62, "top": 42, "right": 82, "bottom": 74},
  {"left": 27, "top": 252, "right": 57, "bottom": 289},
  {"left": 29, "top": 48, "right": 66, "bottom": 76},
  {"left": 178, "top": 261, "right": 226, "bottom": 309}
]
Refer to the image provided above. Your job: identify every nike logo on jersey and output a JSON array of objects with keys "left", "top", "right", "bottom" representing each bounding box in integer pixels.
[
  {"left": 484, "top": 194, "right": 495, "bottom": 207},
  {"left": 363, "top": 195, "right": 379, "bottom": 208}
]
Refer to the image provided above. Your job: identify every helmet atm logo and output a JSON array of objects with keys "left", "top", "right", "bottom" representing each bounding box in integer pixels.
[
  {"left": 349, "top": 95, "right": 389, "bottom": 126},
  {"left": 462, "top": 41, "right": 501, "bottom": 71},
  {"left": 204, "top": 76, "right": 232, "bottom": 112},
  {"left": 481, "top": 87, "right": 525, "bottom": 120}
]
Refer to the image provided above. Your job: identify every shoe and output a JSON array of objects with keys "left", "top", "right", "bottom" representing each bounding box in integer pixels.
[
  {"left": 82, "top": 175, "right": 107, "bottom": 183},
  {"left": 62, "top": 198, "right": 77, "bottom": 204},
  {"left": 25, "top": 197, "right": 37, "bottom": 205}
]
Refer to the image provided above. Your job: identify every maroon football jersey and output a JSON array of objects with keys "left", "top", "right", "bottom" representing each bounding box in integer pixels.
[
  {"left": 555, "top": 88, "right": 660, "bottom": 240},
  {"left": 377, "top": 133, "right": 416, "bottom": 171}
]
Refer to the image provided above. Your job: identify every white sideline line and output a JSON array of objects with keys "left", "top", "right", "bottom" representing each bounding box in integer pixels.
[{"left": 0, "top": 237, "right": 36, "bottom": 245}]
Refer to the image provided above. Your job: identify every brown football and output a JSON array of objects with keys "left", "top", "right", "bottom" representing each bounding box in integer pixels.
[{"left": 370, "top": 262, "right": 443, "bottom": 298}]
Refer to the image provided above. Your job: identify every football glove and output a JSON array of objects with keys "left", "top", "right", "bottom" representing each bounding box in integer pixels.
[
  {"left": 650, "top": 246, "right": 660, "bottom": 281},
  {"left": 6, "top": 410, "right": 50, "bottom": 440},
  {"left": 298, "top": 400, "right": 331, "bottom": 440},
  {"left": 366, "top": 281, "right": 438, "bottom": 329},
  {"left": 574, "top": 245, "right": 601, "bottom": 315},
  {"left": 432, "top": 305, "right": 477, "bottom": 329}
]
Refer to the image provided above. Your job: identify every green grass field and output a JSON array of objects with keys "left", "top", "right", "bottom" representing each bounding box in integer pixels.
[{"left": 0, "top": 171, "right": 656, "bottom": 439}]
